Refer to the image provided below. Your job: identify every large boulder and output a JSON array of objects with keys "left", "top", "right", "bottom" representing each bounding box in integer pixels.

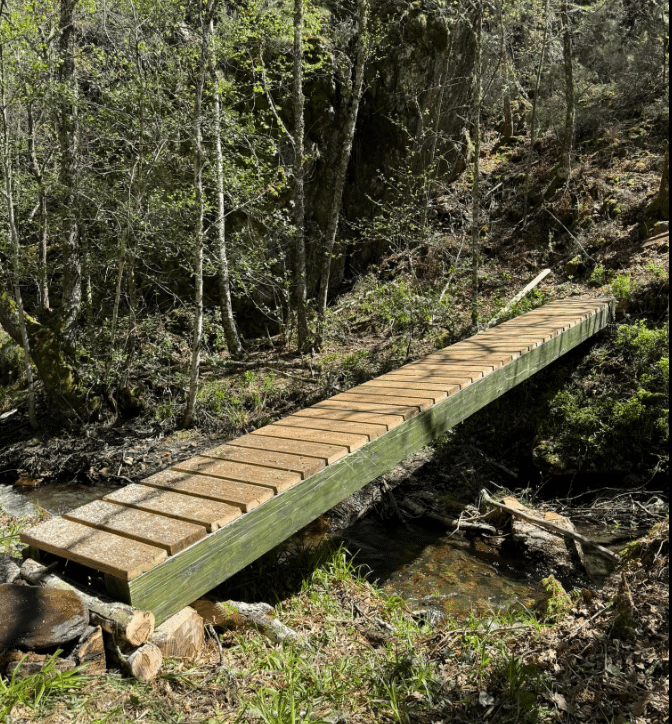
[{"left": 0, "top": 584, "right": 88, "bottom": 650}]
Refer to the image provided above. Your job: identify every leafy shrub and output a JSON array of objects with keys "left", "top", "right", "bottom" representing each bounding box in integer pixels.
[
  {"left": 537, "top": 321, "right": 669, "bottom": 473},
  {"left": 0, "top": 331, "right": 25, "bottom": 387}
]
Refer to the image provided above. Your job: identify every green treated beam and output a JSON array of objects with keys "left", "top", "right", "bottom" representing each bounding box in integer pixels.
[{"left": 124, "top": 302, "right": 613, "bottom": 622}]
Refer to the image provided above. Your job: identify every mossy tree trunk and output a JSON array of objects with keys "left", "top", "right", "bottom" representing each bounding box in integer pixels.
[{"left": 0, "top": 291, "right": 87, "bottom": 418}]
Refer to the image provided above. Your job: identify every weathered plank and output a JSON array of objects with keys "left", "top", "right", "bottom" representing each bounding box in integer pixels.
[
  {"left": 204, "top": 444, "right": 326, "bottom": 479},
  {"left": 330, "top": 392, "right": 434, "bottom": 411},
  {"left": 138, "top": 469, "right": 273, "bottom": 512},
  {"left": 355, "top": 383, "right": 449, "bottom": 404},
  {"left": 362, "top": 379, "right": 462, "bottom": 396},
  {"left": 316, "top": 399, "right": 420, "bottom": 419},
  {"left": 104, "top": 485, "right": 241, "bottom": 533},
  {"left": 228, "top": 434, "right": 349, "bottom": 465},
  {"left": 276, "top": 415, "right": 389, "bottom": 441},
  {"left": 251, "top": 424, "right": 370, "bottom": 453},
  {"left": 64, "top": 500, "right": 206, "bottom": 555},
  {"left": 20, "top": 518, "right": 167, "bottom": 581},
  {"left": 123, "top": 301, "right": 613, "bottom": 621},
  {"left": 384, "top": 368, "right": 484, "bottom": 383},
  {"left": 294, "top": 408, "right": 406, "bottom": 430},
  {"left": 172, "top": 456, "right": 301, "bottom": 493}
]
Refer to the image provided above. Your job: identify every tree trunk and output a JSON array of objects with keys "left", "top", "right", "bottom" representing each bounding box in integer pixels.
[
  {"left": 182, "top": 4, "right": 213, "bottom": 429},
  {"left": 471, "top": 0, "right": 483, "bottom": 328},
  {"left": 293, "top": 0, "right": 310, "bottom": 352},
  {"left": 57, "top": 0, "right": 82, "bottom": 343},
  {"left": 0, "top": 43, "right": 38, "bottom": 429},
  {"left": 27, "top": 105, "right": 50, "bottom": 311},
  {"left": 209, "top": 19, "right": 244, "bottom": 359},
  {"left": 316, "top": 0, "right": 369, "bottom": 340},
  {"left": 560, "top": 1, "right": 575, "bottom": 180}
]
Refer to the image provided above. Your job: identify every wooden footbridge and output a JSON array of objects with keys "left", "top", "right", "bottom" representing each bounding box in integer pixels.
[{"left": 21, "top": 298, "right": 614, "bottom": 624}]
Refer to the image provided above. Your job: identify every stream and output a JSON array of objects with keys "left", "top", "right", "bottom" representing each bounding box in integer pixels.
[{"left": 6, "top": 482, "right": 625, "bottom": 619}]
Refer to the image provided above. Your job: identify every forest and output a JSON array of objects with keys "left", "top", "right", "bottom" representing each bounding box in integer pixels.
[{"left": 0, "top": 0, "right": 669, "bottom": 722}]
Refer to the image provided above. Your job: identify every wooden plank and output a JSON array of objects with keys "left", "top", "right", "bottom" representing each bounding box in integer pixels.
[
  {"left": 421, "top": 350, "right": 518, "bottom": 363},
  {"left": 125, "top": 301, "right": 613, "bottom": 622},
  {"left": 172, "top": 456, "right": 301, "bottom": 494},
  {"left": 294, "top": 408, "right": 406, "bottom": 430},
  {"left": 315, "top": 399, "right": 420, "bottom": 420},
  {"left": 330, "top": 392, "right": 434, "bottom": 411},
  {"left": 204, "top": 444, "right": 326, "bottom": 480},
  {"left": 140, "top": 469, "right": 273, "bottom": 512},
  {"left": 379, "top": 373, "right": 473, "bottom": 388},
  {"left": 20, "top": 518, "right": 167, "bottom": 581},
  {"left": 228, "top": 433, "right": 349, "bottom": 465},
  {"left": 385, "top": 368, "right": 484, "bottom": 382},
  {"left": 104, "top": 485, "right": 241, "bottom": 533},
  {"left": 276, "top": 415, "right": 389, "bottom": 441},
  {"left": 251, "top": 424, "right": 369, "bottom": 453},
  {"left": 360, "top": 380, "right": 458, "bottom": 398},
  {"left": 63, "top": 500, "right": 206, "bottom": 555}
]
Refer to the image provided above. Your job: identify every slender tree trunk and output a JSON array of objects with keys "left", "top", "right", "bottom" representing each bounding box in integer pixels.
[
  {"left": 293, "top": 0, "right": 310, "bottom": 352},
  {"left": 560, "top": 0, "right": 575, "bottom": 181},
  {"left": 208, "top": 19, "right": 244, "bottom": 359},
  {"left": 0, "top": 49, "right": 38, "bottom": 429},
  {"left": 523, "top": 0, "right": 551, "bottom": 222},
  {"left": 647, "top": 144, "right": 669, "bottom": 220},
  {"left": 27, "top": 105, "right": 50, "bottom": 310},
  {"left": 316, "top": 0, "right": 368, "bottom": 340},
  {"left": 471, "top": 0, "right": 483, "bottom": 328},
  {"left": 57, "top": 0, "right": 81, "bottom": 343},
  {"left": 183, "top": 1, "right": 214, "bottom": 428}
]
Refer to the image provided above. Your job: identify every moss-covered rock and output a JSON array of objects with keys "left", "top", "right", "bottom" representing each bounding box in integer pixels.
[{"left": 535, "top": 575, "right": 573, "bottom": 621}]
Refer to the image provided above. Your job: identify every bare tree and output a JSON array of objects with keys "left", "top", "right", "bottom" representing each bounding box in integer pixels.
[
  {"left": 57, "top": 0, "right": 82, "bottom": 343},
  {"left": 560, "top": 0, "right": 575, "bottom": 181},
  {"left": 316, "top": 0, "right": 369, "bottom": 340},
  {"left": 208, "top": 17, "right": 244, "bottom": 359},
  {"left": 471, "top": 0, "right": 483, "bottom": 328},
  {"left": 293, "top": 0, "right": 310, "bottom": 353},
  {"left": 183, "top": 0, "right": 216, "bottom": 428}
]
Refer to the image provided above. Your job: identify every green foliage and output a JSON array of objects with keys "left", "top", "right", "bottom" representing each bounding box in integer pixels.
[
  {"left": 538, "top": 321, "right": 669, "bottom": 474},
  {"left": 611, "top": 273, "right": 635, "bottom": 301},
  {"left": 0, "top": 653, "right": 90, "bottom": 719},
  {"left": 0, "top": 330, "right": 24, "bottom": 387}
]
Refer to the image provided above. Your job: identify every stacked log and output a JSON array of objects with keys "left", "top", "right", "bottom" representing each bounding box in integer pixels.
[{"left": 0, "top": 559, "right": 164, "bottom": 680}]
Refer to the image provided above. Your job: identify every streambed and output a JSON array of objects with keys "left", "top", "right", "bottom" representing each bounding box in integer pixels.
[{"left": 6, "top": 482, "right": 626, "bottom": 620}]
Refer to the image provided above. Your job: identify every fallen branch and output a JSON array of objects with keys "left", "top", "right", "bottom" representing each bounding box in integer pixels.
[
  {"left": 20, "top": 558, "right": 155, "bottom": 647},
  {"left": 192, "top": 599, "right": 301, "bottom": 645},
  {"left": 480, "top": 490, "right": 620, "bottom": 564},
  {"left": 486, "top": 268, "right": 552, "bottom": 328}
]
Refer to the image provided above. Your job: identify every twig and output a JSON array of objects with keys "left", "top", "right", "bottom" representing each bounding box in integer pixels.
[{"left": 568, "top": 605, "right": 610, "bottom": 638}]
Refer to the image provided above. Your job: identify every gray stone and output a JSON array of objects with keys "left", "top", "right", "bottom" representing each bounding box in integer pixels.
[
  {"left": 0, "top": 554, "right": 21, "bottom": 584},
  {"left": 0, "top": 584, "right": 88, "bottom": 650}
]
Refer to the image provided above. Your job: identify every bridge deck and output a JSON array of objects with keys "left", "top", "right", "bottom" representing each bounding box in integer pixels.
[{"left": 21, "top": 297, "right": 614, "bottom": 623}]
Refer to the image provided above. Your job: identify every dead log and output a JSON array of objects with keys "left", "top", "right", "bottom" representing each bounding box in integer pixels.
[
  {"left": 107, "top": 641, "right": 163, "bottom": 681},
  {"left": 72, "top": 625, "right": 106, "bottom": 674},
  {"left": 480, "top": 490, "right": 620, "bottom": 564},
  {"left": 0, "top": 584, "right": 88, "bottom": 649},
  {"left": 152, "top": 607, "right": 204, "bottom": 659},
  {"left": 20, "top": 559, "right": 155, "bottom": 647},
  {"left": 192, "top": 599, "right": 300, "bottom": 644}
]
